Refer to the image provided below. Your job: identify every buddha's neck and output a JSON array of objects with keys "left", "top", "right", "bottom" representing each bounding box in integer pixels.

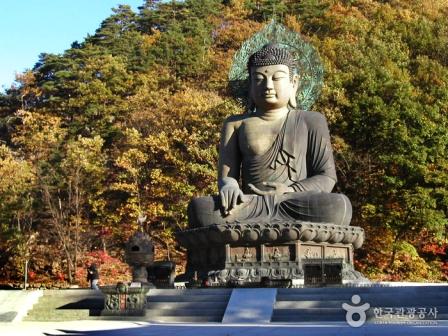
[{"left": 255, "top": 107, "right": 289, "bottom": 121}]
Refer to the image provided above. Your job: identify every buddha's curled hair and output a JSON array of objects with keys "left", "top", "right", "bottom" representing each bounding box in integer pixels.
[{"left": 248, "top": 43, "right": 296, "bottom": 81}]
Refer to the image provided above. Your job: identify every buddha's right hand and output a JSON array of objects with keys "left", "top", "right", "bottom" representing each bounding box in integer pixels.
[
  {"left": 248, "top": 182, "right": 294, "bottom": 196},
  {"left": 219, "top": 179, "right": 246, "bottom": 216}
]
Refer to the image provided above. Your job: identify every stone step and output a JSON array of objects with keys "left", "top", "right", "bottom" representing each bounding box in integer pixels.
[
  {"left": 23, "top": 290, "right": 101, "bottom": 322},
  {"left": 39, "top": 289, "right": 103, "bottom": 296},
  {"left": 145, "top": 289, "right": 230, "bottom": 322},
  {"left": 36, "top": 288, "right": 230, "bottom": 298},
  {"left": 273, "top": 307, "right": 448, "bottom": 315},
  {"left": 28, "top": 314, "right": 213, "bottom": 322},
  {"left": 272, "top": 314, "right": 344, "bottom": 322},
  {"left": 146, "top": 315, "right": 223, "bottom": 323},
  {"left": 34, "top": 299, "right": 227, "bottom": 310},
  {"left": 272, "top": 287, "right": 448, "bottom": 323},
  {"left": 36, "top": 294, "right": 103, "bottom": 304},
  {"left": 147, "top": 301, "right": 228, "bottom": 309},
  {"left": 146, "top": 289, "right": 230, "bottom": 322},
  {"left": 277, "top": 286, "right": 448, "bottom": 295},
  {"left": 271, "top": 315, "right": 446, "bottom": 323},
  {"left": 272, "top": 307, "right": 448, "bottom": 323},
  {"left": 24, "top": 313, "right": 148, "bottom": 322},
  {"left": 24, "top": 309, "right": 94, "bottom": 321},
  {"left": 148, "top": 288, "right": 232, "bottom": 296},
  {"left": 25, "top": 306, "right": 156, "bottom": 322},
  {"left": 35, "top": 293, "right": 102, "bottom": 298},
  {"left": 147, "top": 295, "right": 230, "bottom": 302},
  {"left": 32, "top": 297, "right": 104, "bottom": 309},
  {"left": 272, "top": 310, "right": 448, "bottom": 321},
  {"left": 28, "top": 304, "right": 103, "bottom": 312},
  {"left": 276, "top": 293, "right": 448, "bottom": 302},
  {"left": 146, "top": 308, "right": 225, "bottom": 317},
  {"left": 25, "top": 311, "right": 226, "bottom": 322},
  {"left": 276, "top": 300, "right": 448, "bottom": 309},
  {"left": 37, "top": 295, "right": 104, "bottom": 302},
  {"left": 24, "top": 288, "right": 231, "bottom": 322}
]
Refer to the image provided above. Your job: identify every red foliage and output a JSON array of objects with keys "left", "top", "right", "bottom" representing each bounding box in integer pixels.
[
  {"left": 27, "top": 271, "right": 36, "bottom": 280},
  {"left": 76, "top": 250, "right": 131, "bottom": 287},
  {"left": 56, "top": 272, "right": 65, "bottom": 281},
  {"left": 85, "top": 250, "right": 115, "bottom": 265},
  {"left": 421, "top": 243, "right": 447, "bottom": 256},
  {"left": 441, "top": 262, "right": 448, "bottom": 276},
  {"left": 99, "top": 227, "right": 112, "bottom": 237}
]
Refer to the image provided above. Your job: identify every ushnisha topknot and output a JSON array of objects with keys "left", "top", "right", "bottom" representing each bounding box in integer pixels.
[{"left": 248, "top": 43, "right": 296, "bottom": 80}]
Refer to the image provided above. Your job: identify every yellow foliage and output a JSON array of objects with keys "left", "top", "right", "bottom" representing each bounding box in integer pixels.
[
  {"left": 284, "top": 15, "right": 301, "bottom": 33},
  {"left": 0, "top": 144, "right": 35, "bottom": 199},
  {"left": 123, "top": 128, "right": 143, "bottom": 147},
  {"left": 389, "top": 241, "right": 432, "bottom": 281},
  {"left": 14, "top": 71, "right": 42, "bottom": 108},
  {"left": 115, "top": 148, "right": 148, "bottom": 177},
  {"left": 63, "top": 135, "right": 105, "bottom": 176},
  {"left": 225, "top": 0, "right": 251, "bottom": 18},
  {"left": 143, "top": 29, "right": 161, "bottom": 48},
  {"left": 12, "top": 110, "right": 66, "bottom": 161}
]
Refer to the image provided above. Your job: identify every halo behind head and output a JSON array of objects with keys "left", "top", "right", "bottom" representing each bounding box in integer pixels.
[{"left": 228, "top": 20, "right": 324, "bottom": 111}]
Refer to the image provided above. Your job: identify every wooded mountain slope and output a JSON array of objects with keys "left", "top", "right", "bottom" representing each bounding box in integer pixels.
[{"left": 1, "top": 0, "right": 447, "bottom": 286}]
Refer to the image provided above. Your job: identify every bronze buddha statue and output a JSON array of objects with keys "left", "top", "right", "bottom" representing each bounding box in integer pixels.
[{"left": 188, "top": 44, "right": 352, "bottom": 228}]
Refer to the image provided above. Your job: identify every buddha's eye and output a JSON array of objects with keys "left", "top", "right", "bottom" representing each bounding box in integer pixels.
[
  {"left": 255, "top": 75, "right": 264, "bottom": 81},
  {"left": 273, "top": 71, "right": 288, "bottom": 80},
  {"left": 273, "top": 75, "right": 287, "bottom": 81}
]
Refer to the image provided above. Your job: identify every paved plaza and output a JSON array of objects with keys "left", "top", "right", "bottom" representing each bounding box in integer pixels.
[{"left": 2, "top": 320, "right": 448, "bottom": 336}]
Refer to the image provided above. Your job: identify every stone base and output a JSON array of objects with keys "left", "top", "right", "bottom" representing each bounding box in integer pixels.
[
  {"left": 100, "top": 283, "right": 150, "bottom": 316},
  {"left": 176, "top": 220, "right": 365, "bottom": 249},
  {"left": 175, "top": 220, "right": 366, "bottom": 286},
  {"left": 189, "top": 242, "right": 365, "bottom": 286}
]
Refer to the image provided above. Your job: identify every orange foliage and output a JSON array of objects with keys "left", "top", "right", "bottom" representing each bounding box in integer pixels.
[{"left": 76, "top": 250, "right": 132, "bottom": 287}]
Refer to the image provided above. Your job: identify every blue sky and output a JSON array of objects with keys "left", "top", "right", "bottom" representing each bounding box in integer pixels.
[{"left": 0, "top": 0, "right": 144, "bottom": 92}]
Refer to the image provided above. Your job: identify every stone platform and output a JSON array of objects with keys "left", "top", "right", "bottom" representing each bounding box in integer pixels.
[
  {"left": 4, "top": 284, "right": 448, "bottom": 332},
  {"left": 175, "top": 220, "right": 365, "bottom": 284},
  {"left": 0, "top": 283, "right": 448, "bottom": 336},
  {"left": 3, "top": 320, "right": 448, "bottom": 336}
]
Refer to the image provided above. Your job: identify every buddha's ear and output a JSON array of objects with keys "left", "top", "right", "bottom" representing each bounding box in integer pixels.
[
  {"left": 247, "top": 79, "right": 256, "bottom": 112},
  {"left": 248, "top": 94, "right": 256, "bottom": 112},
  {"left": 289, "top": 74, "right": 299, "bottom": 108}
]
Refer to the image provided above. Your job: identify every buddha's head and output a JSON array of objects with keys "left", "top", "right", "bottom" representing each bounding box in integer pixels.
[{"left": 248, "top": 44, "right": 299, "bottom": 112}]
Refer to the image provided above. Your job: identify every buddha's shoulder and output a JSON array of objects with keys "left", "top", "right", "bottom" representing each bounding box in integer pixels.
[
  {"left": 223, "top": 113, "right": 253, "bottom": 127},
  {"left": 300, "top": 110, "right": 329, "bottom": 127}
]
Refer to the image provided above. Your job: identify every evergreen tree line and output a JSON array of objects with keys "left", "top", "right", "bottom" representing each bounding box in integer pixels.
[{"left": 0, "top": 0, "right": 447, "bottom": 285}]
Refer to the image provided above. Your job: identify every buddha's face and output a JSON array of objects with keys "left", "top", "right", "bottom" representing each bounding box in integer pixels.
[{"left": 249, "top": 64, "right": 298, "bottom": 111}]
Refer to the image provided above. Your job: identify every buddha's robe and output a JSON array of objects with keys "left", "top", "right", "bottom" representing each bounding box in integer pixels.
[{"left": 189, "top": 110, "right": 352, "bottom": 227}]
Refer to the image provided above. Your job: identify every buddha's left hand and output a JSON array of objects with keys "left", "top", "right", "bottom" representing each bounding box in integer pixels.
[{"left": 248, "top": 182, "right": 294, "bottom": 196}]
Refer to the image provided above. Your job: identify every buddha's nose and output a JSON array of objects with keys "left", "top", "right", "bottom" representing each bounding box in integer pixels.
[{"left": 266, "top": 77, "right": 274, "bottom": 89}]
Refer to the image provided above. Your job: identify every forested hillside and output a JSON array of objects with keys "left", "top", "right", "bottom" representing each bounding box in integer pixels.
[{"left": 1, "top": 0, "right": 447, "bottom": 287}]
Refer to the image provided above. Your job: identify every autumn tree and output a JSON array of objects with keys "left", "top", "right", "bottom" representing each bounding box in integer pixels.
[{"left": 1, "top": 0, "right": 448, "bottom": 285}]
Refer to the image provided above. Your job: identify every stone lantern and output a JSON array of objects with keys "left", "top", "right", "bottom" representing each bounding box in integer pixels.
[
  {"left": 101, "top": 228, "right": 154, "bottom": 316},
  {"left": 125, "top": 231, "right": 154, "bottom": 283}
]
